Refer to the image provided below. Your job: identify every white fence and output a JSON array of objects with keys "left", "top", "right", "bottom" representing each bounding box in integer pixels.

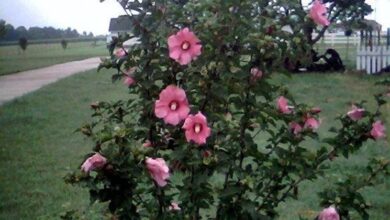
[
  {"left": 321, "top": 34, "right": 360, "bottom": 46},
  {"left": 317, "top": 33, "right": 388, "bottom": 46},
  {"left": 356, "top": 46, "right": 390, "bottom": 74}
]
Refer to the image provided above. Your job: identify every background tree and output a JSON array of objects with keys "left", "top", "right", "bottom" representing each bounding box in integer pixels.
[
  {"left": 15, "top": 26, "right": 28, "bottom": 38},
  {"left": 18, "top": 37, "right": 28, "bottom": 51},
  {"left": 0, "top": 20, "right": 6, "bottom": 37},
  {"left": 276, "top": 0, "right": 373, "bottom": 70},
  {"left": 0, "top": 21, "right": 83, "bottom": 41},
  {"left": 61, "top": 39, "right": 68, "bottom": 50},
  {"left": 303, "top": 0, "right": 372, "bottom": 45},
  {"left": 2, "top": 23, "right": 18, "bottom": 41}
]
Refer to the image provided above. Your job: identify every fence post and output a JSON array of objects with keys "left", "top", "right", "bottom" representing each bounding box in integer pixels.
[
  {"left": 356, "top": 46, "right": 361, "bottom": 70},
  {"left": 331, "top": 34, "right": 335, "bottom": 47},
  {"left": 354, "top": 35, "right": 359, "bottom": 46},
  {"left": 346, "top": 36, "right": 350, "bottom": 61}
]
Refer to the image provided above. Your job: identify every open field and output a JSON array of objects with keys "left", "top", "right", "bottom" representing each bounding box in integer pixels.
[
  {"left": 0, "top": 37, "right": 106, "bottom": 46},
  {"left": 0, "top": 69, "right": 389, "bottom": 219},
  {"left": 0, "top": 41, "right": 107, "bottom": 76}
]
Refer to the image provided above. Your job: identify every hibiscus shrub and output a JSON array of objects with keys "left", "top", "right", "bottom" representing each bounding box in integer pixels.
[{"left": 65, "top": 0, "right": 388, "bottom": 219}]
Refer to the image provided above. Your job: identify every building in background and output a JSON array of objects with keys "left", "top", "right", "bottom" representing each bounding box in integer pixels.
[{"left": 107, "top": 15, "right": 132, "bottom": 44}]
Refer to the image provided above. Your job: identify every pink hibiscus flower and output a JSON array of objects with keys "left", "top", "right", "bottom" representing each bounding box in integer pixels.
[
  {"left": 168, "top": 202, "right": 181, "bottom": 211},
  {"left": 123, "top": 67, "right": 136, "bottom": 86},
  {"left": 370, "top": 120, "right": 386, "bottom": 140},
  {"left": 277, "top": 96, "right": 292, "bottom": 114},
  {"left": 168, "top": 27, "right": 202, "bottom": 65},
  {"left": 123, "top": 76, "right": 135, "bottom": 86},
  {"left": 304, "top": 117, "right": 320, "bottom": 130},
  {"left": 81, "top": 153, "right": 107, "bottom": 173},
  {"left": 250, "top": 67, "right": 263, "bottom": 82},
  {"left": 202, "top": 150, "right": 212, "bottom": 158},
  {"left": 155, "top": 85, "right": 190, "bottom": 126},
  {"left": 318, "top": 206, "right": 340, "bottom": 220},
  {"left": 145, "top": 157, "right": 170, "bottom": 187},
  {"left": 182, "top": 112, "right": 211, "bottom": 145},
  {"left": 289, "top": 122, "right": 303, "bottom": 135},
  {"left": 143, "top": 140, "right": 152, "bottom": 147},
  {"left": 114, "top": 48, "right": 127, "bottom": 58},
  {"left": 347, "top": 105, "right": 365, "bottom": 121},
  {"left": 309, "top": 0, "right": 330, "bottom": 26},
  {"left": 311, "top": 107, "right": 322, "bottom": 114}
]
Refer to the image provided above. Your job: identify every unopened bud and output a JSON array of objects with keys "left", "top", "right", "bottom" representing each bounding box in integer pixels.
[
  {"left": 143, "top": 140, "right": 152, "bottom": 147},
  {"left": 202, "top": 150, "right": 212, "bottom": 158},
  {"left": 90, "top": 101, "right": 100, "bottom": 109}
]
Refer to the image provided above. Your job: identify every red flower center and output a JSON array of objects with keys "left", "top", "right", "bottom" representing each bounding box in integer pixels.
[
  {"left": 194, "top": 123, "right": 202, "bottom": 134},
  {"left": 181, "top": 41, "right": 190, "bottom": 50},
  {"left": 169, "top": 101, "right": 179, "bottom": 111}
]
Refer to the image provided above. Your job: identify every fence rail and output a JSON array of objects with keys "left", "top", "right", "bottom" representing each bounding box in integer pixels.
[
  {"left": 321, "top": 34, "right": 360, "bottom": 46},
  {"left": 314, "top": 34, "right": 389, "bottom": 46},
  {"left": 356, "top": 46, "right": 390, "bottom": 74}
]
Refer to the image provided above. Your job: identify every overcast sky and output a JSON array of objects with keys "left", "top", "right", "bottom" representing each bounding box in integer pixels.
[
  {"left": 0, "top": 0, "right": 124, "bottom": 35},
  {"left": 0, "top": 0, "right": 389, "bottom": 35}
]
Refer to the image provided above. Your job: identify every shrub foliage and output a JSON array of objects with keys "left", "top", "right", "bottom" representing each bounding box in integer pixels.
[{"left": 65, "top": 1, "right": 388, "bottom": 219}]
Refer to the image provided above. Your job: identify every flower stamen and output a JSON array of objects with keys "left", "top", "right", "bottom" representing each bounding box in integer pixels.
[
  {"left": 170, "top": 102, "right": 178, "bottom": 111},
  {"left": 181, "top": 41, "right": 190, "bottom": 50},
  {"left": 194, "top": 123, "right": 202, "bottom": 134}
]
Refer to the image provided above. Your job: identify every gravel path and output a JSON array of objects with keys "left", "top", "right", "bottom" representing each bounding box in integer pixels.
[{"left": 0, "top": 57, "right": 101, "bottom": 105}]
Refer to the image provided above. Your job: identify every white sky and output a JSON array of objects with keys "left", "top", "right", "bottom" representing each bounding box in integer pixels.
[
  {"left": 0, "top": 0, "right": 389, "bottom": 35},
  {"left": 0, "top": 0, "right": 124, "bottom": 35},
  {"left": 365, "top": 0, "right": 390, "bottom": 29}
]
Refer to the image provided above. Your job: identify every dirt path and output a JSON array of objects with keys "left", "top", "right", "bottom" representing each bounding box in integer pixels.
[{"left": 0, "top": 57, "right": 101, "bottom": 105}]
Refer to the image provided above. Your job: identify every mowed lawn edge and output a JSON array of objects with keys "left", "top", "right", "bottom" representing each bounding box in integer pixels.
[
  {"left": 0, "top": 70, "right": 389, "bottom": 219},
  {"left": 0, "top": 41, "right": 108, "bottom": 76}
]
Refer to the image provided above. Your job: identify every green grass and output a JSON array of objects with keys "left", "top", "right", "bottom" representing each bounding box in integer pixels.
[
  {"left": 0, "top": 70, "right": 389, "bottom": 219},
  {"left": 0, "top": 68, "right": 128, "bottom": 219},
  {"left": 275, "top": 73, "right": 390, "bottom": 219},
  {"left": 0, "top": 41, "right": 108, "bottom": 76}
]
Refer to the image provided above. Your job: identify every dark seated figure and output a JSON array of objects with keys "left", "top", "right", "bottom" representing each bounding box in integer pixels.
[
  {"left": 380, "top": 65, "right": 390, "bottom": 73},
  {"left": 285, "top": 48, "right": 345, "bottom": 73},
  {"left": 307, "top": 48, "right": 345, "bottom": 72}
]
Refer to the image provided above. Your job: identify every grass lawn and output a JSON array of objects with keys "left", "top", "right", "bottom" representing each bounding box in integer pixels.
[
  {"left": 275, "top": 73, "right": 390, "bottom": 219},
  {"left": 0, "top": 41, "right": 108, "bottom": 76},
  {"left": 0, "top": 69, "right": 389, "bottom": 219}
]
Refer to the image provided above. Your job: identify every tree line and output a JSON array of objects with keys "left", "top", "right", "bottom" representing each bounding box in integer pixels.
[{"left": 0, "top": 20, "right": 94, "bottom": 41}]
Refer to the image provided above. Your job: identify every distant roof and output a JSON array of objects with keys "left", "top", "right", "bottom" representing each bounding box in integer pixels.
[
  {"left": 361, "top": 19, "right": 382, "bottom": 32},
  {"left": 332, "top": 19, "right": 382, "bottom": 32},
  {"left": 108, "top": 16, "right": 132, "bottom": 32}
]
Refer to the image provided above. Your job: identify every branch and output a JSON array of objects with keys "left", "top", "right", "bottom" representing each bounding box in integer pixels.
[
  {"left": 361, "top": 160, "right": 390, "bottom": 189},
  {"left": 153, "top": 182, "right": 165, "bottom": 217},
  {"left": 200, "top": 71, "right": 213, "bottom": 112},
  {"left": 238, "top": 86, "right": 251, "bottom": 169},
  {"left": 119, "top": 1, "right": 149, "bottom": 34},
  {"left": 311, "top": 8, "right": 343, "bottom": 44}
]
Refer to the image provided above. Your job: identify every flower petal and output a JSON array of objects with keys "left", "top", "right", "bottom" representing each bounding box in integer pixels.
[
  {"left": 177, "top": 104, "right": 190, "bottom": 119},
  {"left": 164, "top": 112, "right": 181, "bottom": 125},
  {"left": 179, "top": 52, "right": 193, "bottom": 65},
  {"left": 169, "top": 47, "right": 181, "bottom": 60},
  {"left": 155, "top": 101, "right": 168, "bottom": 118},
  {"left": 168, "top": 35, "right": 181, "bottom": 48}
]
